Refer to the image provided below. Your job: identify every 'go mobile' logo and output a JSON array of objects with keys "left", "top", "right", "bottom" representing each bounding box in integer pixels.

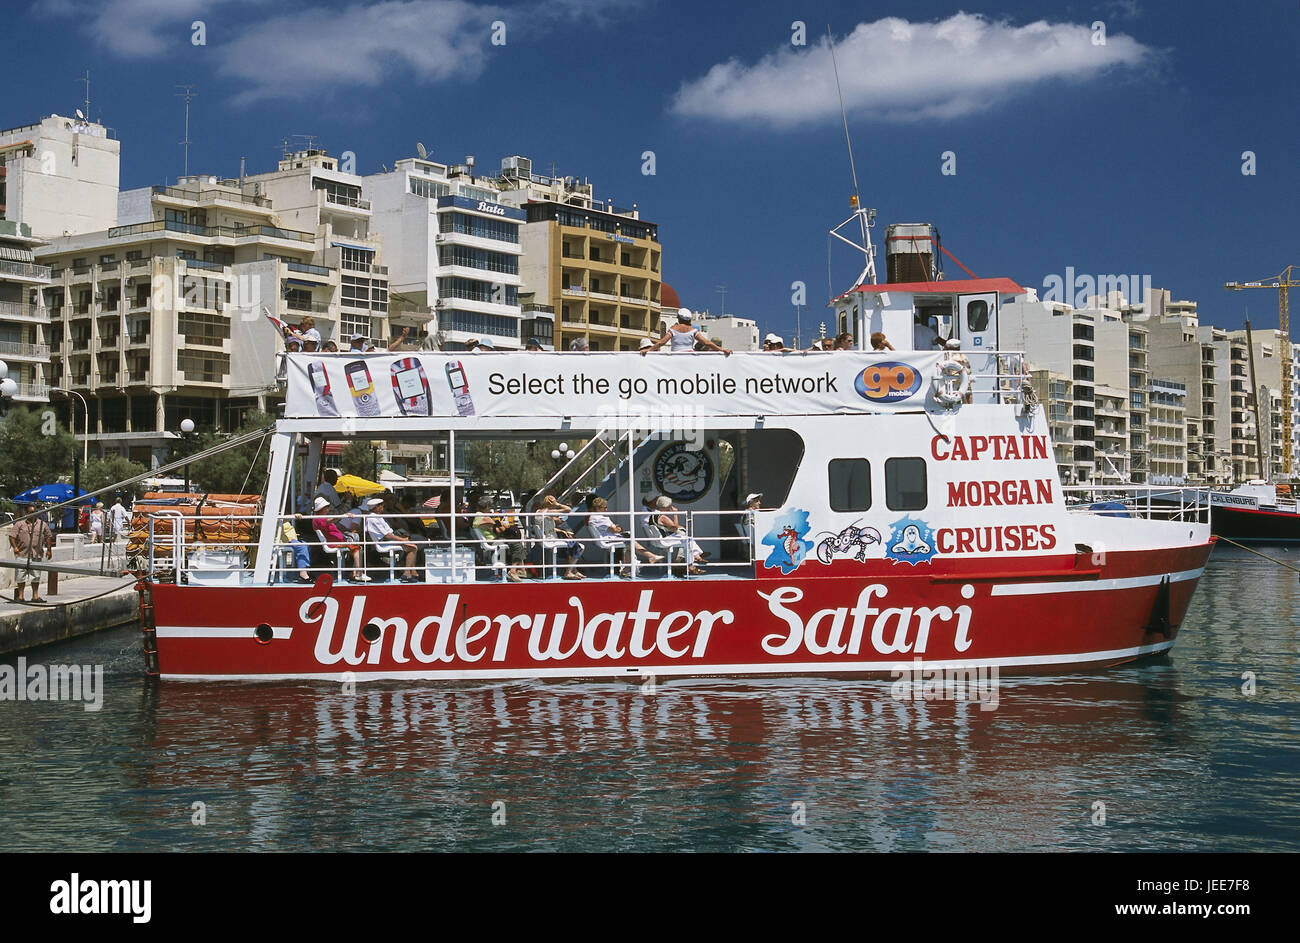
[{"left": 854, "top": 362, "right": 922, "bottom": 403}]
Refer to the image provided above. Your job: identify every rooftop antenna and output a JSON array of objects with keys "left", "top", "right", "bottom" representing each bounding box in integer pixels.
[
  {"left": 79, "top": 70, "right": 91, "bottom": 120},
  {"left": 176, "top": 84, "right": 197, "bottom": 176},
  {"left": 716, "top": 285, "right": 728, "bottom": 317},
  {"left": 825, "top": 25, "right": 877, "bottom": 294},
  {"left": 416, "top": 142, "right": 427, "bottom": 160},
  {"left": 292, "top": 133, "right": 318, "bottom": 153}
]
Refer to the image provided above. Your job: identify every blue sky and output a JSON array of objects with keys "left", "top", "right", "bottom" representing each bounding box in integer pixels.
[{"left": 7, "top": 0, "right": 1299, "bottom": 342}]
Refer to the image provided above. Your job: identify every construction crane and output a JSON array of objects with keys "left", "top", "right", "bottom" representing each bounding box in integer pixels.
[{"left": 1225, "top": 265, "right": 1298, "bottom": 478}]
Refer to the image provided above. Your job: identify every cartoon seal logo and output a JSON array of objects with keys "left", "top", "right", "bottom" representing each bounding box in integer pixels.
[
  {"left": 854, "top": 362, "right": 923, "bottom": 404},
  {"left": 652, "top": 442, "right": 713, "bottom": 503},
  {"left": 814, "top": 522, "right": 882, "bottom": 564},
  {"left": 761, "top": 509, "right": 814, "bottom": 575},
  {"left": 885, "top": 516, "right": 937, "bottom": 565}
]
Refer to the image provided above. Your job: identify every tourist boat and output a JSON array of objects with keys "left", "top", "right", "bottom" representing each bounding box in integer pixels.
[{"left": 135, "top": 266, "right": 1215, "bottom": 681}]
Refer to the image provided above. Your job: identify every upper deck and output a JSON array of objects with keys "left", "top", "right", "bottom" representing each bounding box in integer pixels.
[{"left": 281, "top": 347, "right": 1031, "bottom": 433}]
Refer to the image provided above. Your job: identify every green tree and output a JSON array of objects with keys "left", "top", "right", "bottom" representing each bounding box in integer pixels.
[
  {"left": 0, "top": 405, "right": 75, "bottom": 495},
  {"left": 81, "top": 456, "right": 148, "bottom": 497},
  {"left": 465, "top": 440, "right": 550, "bottom": 499},
  {"left": 183, "top": 410, "right": 277, "bottom": 495},
  {"left": 340, "top": 440, "right": 376, "bottom": 478}
]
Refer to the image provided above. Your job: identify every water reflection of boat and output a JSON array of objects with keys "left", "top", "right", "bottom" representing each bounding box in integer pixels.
[{"left": 132, "top": 674, "right": 1196, "bottom": 850}]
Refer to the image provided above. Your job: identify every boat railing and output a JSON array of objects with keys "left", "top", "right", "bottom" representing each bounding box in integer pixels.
[
  {"left": 1061, "top": 484, "right": 1211, "bottom": 523},
  {"left": 146, "top": 508, "right": 755, "bottom": 583},
  {"left": 275, "top": 509, "right": 754, "bottom": 583}
]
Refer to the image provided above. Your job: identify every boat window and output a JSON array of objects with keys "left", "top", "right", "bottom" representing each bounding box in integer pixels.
[
  {"left": 721, "top": 428, "right": 804, "bottom": 508},
  {"left": 829, "top": 459, "right": 871, "bottom": 512},
  {"left": 885, "top": 457, "right": 928, "bottom": 511},
  {"left": 967, "top": 300, "right": 990, "bottom": 332}
]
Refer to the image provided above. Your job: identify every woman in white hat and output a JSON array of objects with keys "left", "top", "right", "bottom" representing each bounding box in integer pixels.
[{"left": 642, "top": 309, "right": 731, "bottom": 356}]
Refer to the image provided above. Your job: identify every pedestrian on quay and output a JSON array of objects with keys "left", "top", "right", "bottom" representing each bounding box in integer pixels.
[{"left": 9, "top": 512, "right": 54, "bottom": 603}]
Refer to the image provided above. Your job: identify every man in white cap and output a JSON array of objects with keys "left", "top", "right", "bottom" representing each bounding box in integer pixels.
[
  {"left": 762, "top": 333, "right": 786, "bottom": 351},
  {"left": 348, "top": 333, "right": 366, "bottom": 351},
  {"left": 363, "top": 496, "right": 420, "bottom": 581},
  {"left": 638, "top": 337, "right": 654, "bottom": 351},
  {"left": 569, "top": 336, "right": 590, "bottom": 352}
]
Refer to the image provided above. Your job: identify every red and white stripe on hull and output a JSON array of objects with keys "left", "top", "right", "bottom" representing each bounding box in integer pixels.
[{"left": 146, "top": 542, "right": 1213, "bottom": 682}]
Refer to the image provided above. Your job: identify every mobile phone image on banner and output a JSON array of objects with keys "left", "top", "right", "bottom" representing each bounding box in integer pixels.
[
  {"left": 445, "top": 360, "right": 475, "bottom": 417},
  {"left": 308, "top": 361, "right": 340, "bottom": 417},
  {"left": 345, "top": 360, "right": 381, "bottom": 417},
  {"left": 391, "top": 357, "right": 431, "bottom": 416}
]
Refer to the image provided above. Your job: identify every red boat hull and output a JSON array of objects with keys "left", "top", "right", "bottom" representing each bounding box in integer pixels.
[{"left": 144, "top": 541, "right": 1214, "bottom": 681}]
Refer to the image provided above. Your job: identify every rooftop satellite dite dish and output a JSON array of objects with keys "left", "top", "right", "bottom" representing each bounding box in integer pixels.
[
  {"left": 75, "top": 109, "right": 85, "bottom": 120},
  {"left": 416, "top": 142, "right": 427, "bottom": 159}
]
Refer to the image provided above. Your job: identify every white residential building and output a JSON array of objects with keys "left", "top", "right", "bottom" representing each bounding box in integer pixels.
[
  {"left": 0, "top": 115, "right": 120, "bottom": 240},
  {"left": 0, "top": 220, "right": 52, "bottom": 404},
  {"left": 364, "top": 157, "right": 525, "bottom": 350}
]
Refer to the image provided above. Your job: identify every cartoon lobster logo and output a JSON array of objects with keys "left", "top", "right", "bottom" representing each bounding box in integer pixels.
[{"left": 815, "top": 522, "right": 883, "bottom": 564}]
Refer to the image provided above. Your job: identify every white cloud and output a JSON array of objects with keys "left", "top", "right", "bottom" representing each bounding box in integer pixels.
[
  {"left": 670, "top": 13, "right": 1155, "bottom": 126},
  {"left": 216, "top": 1, "right": 503, "bottom": 104},
  {"left": 32, "top": 0, "right": 262, "bottom": 58}
]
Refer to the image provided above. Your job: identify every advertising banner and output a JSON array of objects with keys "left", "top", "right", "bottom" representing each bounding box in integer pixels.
[{"left": 284, "top": 352, "right": 946, "bottom": 420}]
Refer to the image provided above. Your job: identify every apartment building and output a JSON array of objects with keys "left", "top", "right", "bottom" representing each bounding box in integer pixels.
[
  {"left": 498, "top": 156, "right": 661, "bottom": 352},
  {"left": 0, "top": 220, "right": 52, "bottom": 404},
  {"left": 1029, "top": 370, "right": 1074, "bottom": 483},
  {"left": 1208, "top": 330, "right": 1261, "bottom": 481},
  {"left": 365, "top": 156, "right": 528, "bottom": 350},
  {"left": 0, "top": 115, "right": 119, "bottom": 240},
  {"left": 1093, "top": 385, "right": 1129, "bottom": 483},
  {"left": 244, "top": 149, "right": 394, "bottom": 343},
  {"left": 1147, "top": 378, "right": 1188, "bottom": 483},
  {"left": 36, "top": 176, "right": 327, "bottom": 464},
  {"left": 1002, "top": 296, "right": 1100, "bottom": 483}
]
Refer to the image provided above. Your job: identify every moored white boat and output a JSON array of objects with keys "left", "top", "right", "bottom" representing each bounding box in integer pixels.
[{"left": 137, "top": 272, "right": 1214, "bottom": 681}]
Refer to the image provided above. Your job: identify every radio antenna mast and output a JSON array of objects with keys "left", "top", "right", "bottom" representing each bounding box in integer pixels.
[
  {"left": 176, "top": 85, "right": 197, "bottom": 176},
  {"left": 825, "top": 25, "right": 877, "bottom": 292}
]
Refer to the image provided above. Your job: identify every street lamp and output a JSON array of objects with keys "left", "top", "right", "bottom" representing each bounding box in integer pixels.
[
  {"left": 180, "top": 418, "right": 195, "bottom": 494},
  {"left": 50, "top": 386, "right": 89, "bottom": 516}
]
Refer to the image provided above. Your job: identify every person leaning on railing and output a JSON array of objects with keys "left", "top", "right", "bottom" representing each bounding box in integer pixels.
[{"left": 8, "top": 513, "right": 54, "bottom": 603}]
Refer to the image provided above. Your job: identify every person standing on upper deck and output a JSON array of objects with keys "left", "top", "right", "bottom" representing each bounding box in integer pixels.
[
  {"left": 642, "top": 309, "right": 731, "bottom": 356},
  {"left": 314, "top": 468, "right": 348, "bottom": 516},
  {"left": 870, "top": 332, "right": 895, "bottom": 351}
]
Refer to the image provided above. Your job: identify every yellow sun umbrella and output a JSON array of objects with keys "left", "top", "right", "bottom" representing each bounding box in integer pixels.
[{"left": 334, "top": 474, "right": 386, "bottom": 499}]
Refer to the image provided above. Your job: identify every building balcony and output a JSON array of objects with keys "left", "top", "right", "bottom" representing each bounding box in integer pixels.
[
  {"left": 0, "top": 259, "right": 52, "bottom": 282},
  {"left": 0, "top": 340, "right": 50, "bottom": 360},
  {"left": 285, "top": 298, "right": 331, "bottom": 315},
  {"left": 286, "top": 259, "right": 331, "bottom": 277},
  {"left": 0, "top": 300, "right": 50, "bottom": 324},
  {"left": 322, "top": 190, "right": 371, "bottom": 212},
  {"left": 8, "top": 381, "right": 49, "bottom": 401},
  {"left": 152, "top": 184, "right": 271, "bottom": 208}
]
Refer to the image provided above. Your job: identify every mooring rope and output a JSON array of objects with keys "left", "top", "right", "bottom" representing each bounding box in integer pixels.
[{"left": 1216, "top": 536, "right": 1300, "bottom": 577}]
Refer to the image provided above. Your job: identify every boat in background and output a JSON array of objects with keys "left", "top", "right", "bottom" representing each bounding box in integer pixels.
[{"left": 1207, "top": 481, "right": 1300, "bottom": 543}]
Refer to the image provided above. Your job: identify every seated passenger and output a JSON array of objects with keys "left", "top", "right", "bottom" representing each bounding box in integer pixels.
[
  {"left": 310, "top": 496, "right": 368, "bottom": 581},
  {"left": 472, "top": 496, "right": 527, "bottom": 582},
  {"left": 651, "top": 495, "right": 707, "bottom": 575},
  {"left": 364, "top": 497, "right": 420, "bottom": 582},
  {"left": 280, "top": 515, "right": 313, "bottom": 582},
  {"left": 586, "top": 496, "right": 663, "bottom": 576},
  {"left": 537, "top": 493, "right": 585, "bottom": 580}
]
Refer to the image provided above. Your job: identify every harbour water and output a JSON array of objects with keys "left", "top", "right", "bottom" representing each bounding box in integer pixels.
[{"left": 1, "top": 545, "right": 1296, "bottom": 852}]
